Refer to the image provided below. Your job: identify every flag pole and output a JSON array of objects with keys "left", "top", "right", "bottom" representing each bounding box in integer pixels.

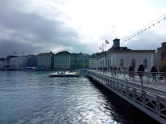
[
  {"left": 104, "top": 39, "right": 106, "bottom": 67},
  {"left": 104, "top": 41, "right": 106, "bottom": 51},
  {"left": 105, "top": 42, "right": 106, "bottom": 51}
]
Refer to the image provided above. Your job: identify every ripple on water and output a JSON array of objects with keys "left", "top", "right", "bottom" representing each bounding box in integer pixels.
[{"left": 0, "top": 71, "right": 158, "bottom": 124}]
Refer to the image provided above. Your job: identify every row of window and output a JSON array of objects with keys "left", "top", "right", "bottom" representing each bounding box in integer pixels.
[
  {"left": 54, "top": 65, "right": 69, "bottom": 68},
  {"left": 99, "top": 58, "right": 148, "bottom": 68},
  {"left": 120, "top": 58, "right": 147, "bottom": 68}
]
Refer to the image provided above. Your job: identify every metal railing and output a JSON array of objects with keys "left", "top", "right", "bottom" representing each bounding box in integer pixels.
[
  {"left": 86, "top": 69, "right": 166, "bottom": 124},
  {"left": 88, "top": 69, "right": 166, "bottom": 83}
]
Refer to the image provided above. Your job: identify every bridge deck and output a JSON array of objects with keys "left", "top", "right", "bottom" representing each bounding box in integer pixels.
[
  {"left": 87, "top": 70, "right": 166, "bottom": 124},
  {"left": 91, "top": 70, "right": 166, "bottom": 98}
]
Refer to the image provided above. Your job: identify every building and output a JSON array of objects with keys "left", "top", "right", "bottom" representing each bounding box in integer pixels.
[
  {"left": 27, "top": 55, "right": 37, "bottom": 67},
  {"left": 37, "top": 52, "right": 54, "bottom": 70},
  {"left": 10, "top": 56, "right": 28, "bottom": 68},
  {"left": 4, "top": 56, "right": 17, "bottom": 67},
  {"left": 0, "top": 56, "right": 17, "bottom": 68},
  {"left": 97, "top": 38, "right": 155, "bottom": 71},
  {"left": 89, "top": 53, "right": 102, "bottom": 69},
  {"left": 70, "top": 53, "right": 77, "bottom": 69},
  {"left": 0, "top": 58, "right": 5, "bottom": 68},
  {"left": 155, "top": 42, "right": 166, "bottom": 68},
  {"left": 10, "top": 57, "right": 18, "bottom": 67},
  {"left": 54, "top": 51, "right": 71, "bottom": 69},
  {"left": 70, "top": 53, "right": 89, "bottom": 69}
]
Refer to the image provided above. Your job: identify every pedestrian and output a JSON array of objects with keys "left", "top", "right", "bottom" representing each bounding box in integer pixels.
[
  {"left": 129, "top": 65, "right": 134, "bottom": 79},
  {"left": 138, "top": 64, "right": 145, "bottom": 79},
  {"left": 117, "top": 67, "right": 120, "bottom": 74},
  {"left": 151, "top": 65, "right": 158, "bottom": 82},
  {"left": 114, "top": 66, "right": 117, "bottom": 76},
  {"left": 110, "top": 66, "right": 113, "bottom": 75},
  {"left": 159, "top": 67, "right": 166, "bottom": 82}
]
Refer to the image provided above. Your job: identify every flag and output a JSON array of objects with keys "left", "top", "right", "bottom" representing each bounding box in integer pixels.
[{"left": 105, "top": 40, "right": 109, "bottom": 44}]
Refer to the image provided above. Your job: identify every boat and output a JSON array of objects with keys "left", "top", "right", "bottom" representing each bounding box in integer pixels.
[{"left": 49, "top": 71, "right": 79, "bottom": 77}]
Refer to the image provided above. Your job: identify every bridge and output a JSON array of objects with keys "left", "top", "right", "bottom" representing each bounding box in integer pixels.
[{"left": 85, "top": 69, "right": 166, "bottom": 124}]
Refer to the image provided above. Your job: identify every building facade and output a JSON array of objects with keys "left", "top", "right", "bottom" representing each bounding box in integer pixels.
[
  {"left": 89, "top": 58, "right": 97, "bottom": 69},
  {"left": 37, "top": 52, "right": 54, "bottom": 70},
  {"left": 155, "top": 42, "right": 166, "bottom": 68},
  {"left": 2, "top": 56, "right": 17, "bottom": 68},
  {"left": 89, "top": 53, "right": 102, "bottom": 69},
  {"left": 70, "top": 53, "right": 89, "bottom": 69},
  {"left": 97, "top": 38, "right": 155, "bottom": 71},
  {"left": 54, "top": 51, "right": 71, "bottom": 69},
  {"left": 10, "top": 56, "right": 28, "bottom": 68},
  {"left": 27, "top": 55, "right": 37, "bottom": 67},
  {"left": 0, "top": 58, "right": 5, "bottom": 68},
  {"left": 10, "top": 57, "right": 18, "bottom": 67}
]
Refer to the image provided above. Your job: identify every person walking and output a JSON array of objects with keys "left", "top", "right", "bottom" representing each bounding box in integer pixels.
[
  {"left": 110, "top": 66, "right": 113, "bottom": 76},
  {"left": 114, "top": 66, "right": 117, "bottom": 76},
  {"left": 138, "top": 64, "right": 145, "bottom": 79},
  {"left": 151, "top": 65, "right": 158, "bottom": 82},
  {"left": 129, "top": 65, "right": 134, "bottom": 79},
  {"left": 159, "top": 67, "right": 166, "bottom": 82}
]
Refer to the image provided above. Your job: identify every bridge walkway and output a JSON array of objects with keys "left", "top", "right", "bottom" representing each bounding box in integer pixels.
[{"left": 86, "top": 69, "right": 166, "bottom": 124}]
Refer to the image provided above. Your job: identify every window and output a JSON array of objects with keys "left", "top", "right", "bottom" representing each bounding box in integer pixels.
[
  {"left": 143, "top": 59, "right": 147, "bottom": 68},
  {"left": 131, "top": 59, "right": 135, "bottom": 68},
  {"left": 120, "top": 58, "right": 124, "bottom": 67}
]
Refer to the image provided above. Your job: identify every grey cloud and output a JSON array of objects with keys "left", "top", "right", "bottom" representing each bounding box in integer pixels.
[
  {"left": 0, "top": 0, "right": 93, "bottom": 57},
  {"left": 0, "top": 39, "right": 41, "bottom": 57},
  {"left": 0, "top": 6, "right": 78, "bottom": 44}
]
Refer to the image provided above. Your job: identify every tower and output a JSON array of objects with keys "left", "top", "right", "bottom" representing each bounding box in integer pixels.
[{"left": 113, "top": 38, "right": 120, "bottom": 48}]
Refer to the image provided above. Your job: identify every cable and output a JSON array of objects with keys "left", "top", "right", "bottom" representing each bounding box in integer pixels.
[{"left": 121, "top": 13, "right": 166, "bottom": 44}]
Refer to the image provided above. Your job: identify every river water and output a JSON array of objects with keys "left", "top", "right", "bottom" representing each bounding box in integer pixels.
[{"left": 0, "top": 71, "right": 158, "bottom": 124}]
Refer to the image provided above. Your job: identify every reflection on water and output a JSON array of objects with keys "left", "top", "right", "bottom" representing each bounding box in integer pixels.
[{"left": 0, "top": 71, "right": 158, "bottom": 124}]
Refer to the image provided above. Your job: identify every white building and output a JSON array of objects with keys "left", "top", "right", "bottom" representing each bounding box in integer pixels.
[
  {"left": 89, "top": 53, "right": 102, "bottom": 69},
  {"left": 37, "top": 52, "right": 54, "bottom": 70},
  {"left": 10, "top": 57, "right": 18, "bottom": 67},
  {"left": 89, "top": 58, "right": 97, "bottom": 69},
  {"left": 10, "top": 56, "right": 28, "bottom": 68},
  {"left": 97, "top": 38, "right": 155, "bottom": 71},
  {"left": 54, "top": 51, "right": 71, "bottom": 69}
]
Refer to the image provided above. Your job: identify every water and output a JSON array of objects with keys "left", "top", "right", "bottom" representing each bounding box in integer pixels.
[{"left": 0, "top": 71, "right": 157, "bottom": 124}]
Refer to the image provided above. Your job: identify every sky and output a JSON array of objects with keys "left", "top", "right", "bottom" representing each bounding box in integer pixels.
[{"left": 0, "top": 0, "right": 166, "bottom": 58}]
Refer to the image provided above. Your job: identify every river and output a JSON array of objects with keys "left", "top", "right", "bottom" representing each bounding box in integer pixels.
[{"left": 0, "top": 71, "right": 158, "bottom": 124}]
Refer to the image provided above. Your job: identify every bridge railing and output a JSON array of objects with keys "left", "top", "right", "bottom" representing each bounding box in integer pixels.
[
  {"left": 88, "top": 69, "right": 166, "bottom": 84},
  {"left": 87, "top": 69, "right": 166, "bottom": 123}
]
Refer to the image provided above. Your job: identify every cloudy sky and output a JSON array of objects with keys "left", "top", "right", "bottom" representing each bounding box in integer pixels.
[{"left": 0, "top": 0, "right": 166, "bottom": 57}]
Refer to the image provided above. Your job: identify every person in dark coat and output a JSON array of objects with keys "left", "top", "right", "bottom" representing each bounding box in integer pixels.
[
  {"left": 151, "top": 65, "right": 158, "bottom": 82},
  {"left": 159, "top": 67, "right": 166, "bottom": 82},
  {"left": 129, "top": 65, "right": 134, "bottom": 79},
  {"left": 138, "top": 64, "right": 145, "bottom": 79},
  {"left": 114, "top": 66, "right": 117, "bottom": 76}
]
